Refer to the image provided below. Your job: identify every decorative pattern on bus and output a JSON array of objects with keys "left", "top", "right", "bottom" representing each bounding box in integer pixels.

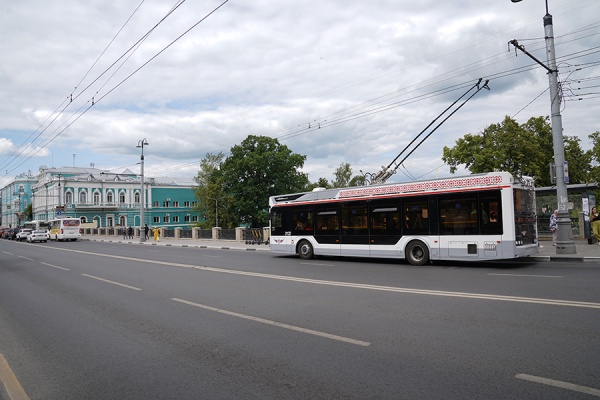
[{"left": 337, "top": 174, "right": 506, "bottom": 199}]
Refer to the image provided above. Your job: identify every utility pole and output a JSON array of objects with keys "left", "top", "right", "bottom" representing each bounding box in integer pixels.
[{"left": 510, "top": 0, "right": 576, "bottom": 254}]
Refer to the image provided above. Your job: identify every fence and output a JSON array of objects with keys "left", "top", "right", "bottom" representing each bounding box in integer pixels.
[{"left": 81, "top": 226, "right": 270, "bottom": 243}]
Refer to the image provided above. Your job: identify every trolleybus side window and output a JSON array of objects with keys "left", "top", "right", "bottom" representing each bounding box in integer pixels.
[
  {"left": 481, "top": 191, "right": 503, "bottom": 235},
  {"left": 341, "top": 202, "right": 368, "bottom": 244},
  {"left": 292, "top": 207, "right": 313, "bottom": 232},
  {"left": 402, "top": 197, "right": 429, "bottom": 235},
  {"left": 271, "top": 209, "right": 287, "bottom": 236},
  {"left": 439, "top": 193, "right": 478, "bottom": 235},
  {"left": 369, "top": 201, "right": 401, "bottom": 245}
]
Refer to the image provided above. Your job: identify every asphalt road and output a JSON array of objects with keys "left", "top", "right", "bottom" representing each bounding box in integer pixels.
[{"left": 1, "top": 239, "right": 599, "bottom": 399}]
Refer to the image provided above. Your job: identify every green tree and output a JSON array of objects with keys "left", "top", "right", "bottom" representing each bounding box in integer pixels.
[
  {"left": 305, "top": 177, "right": 331, "bottom": 191},
  {"left": 563, "top": 136, "right": 591, "bottom": 184},
  {"left": 25, "top": 203, "right": 33, "bottom": 221},
  {"left": 332, "top": 162, "right": 352, "bottom": 188},
  {"left": 442, "top": 116, "right": 592, "bottom": 186},
  {"left": 193, "top": 152, "right": 235, "bottom": 228},
  {"left": 587, "top": 131, "right": 600, "bottom": 184},
  {"left": 220, "top": 135, "right": 309, "bottom": 227}
]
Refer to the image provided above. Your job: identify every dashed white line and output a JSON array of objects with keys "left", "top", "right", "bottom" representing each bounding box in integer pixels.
[
  {"left": 172, "top": 297, "right": 370, "bottom": 347},
  {"left": 17, "top": 255, "right": 34, "bottom": 261},
  {"left": 40, "top": 262, "right": 70, "bottom": 271},
  {"left": 81, "top": 274, "right": 142, "bottom": 291},
  {"left": 516, "top": 373, "right": 600, "bottom": 397}
]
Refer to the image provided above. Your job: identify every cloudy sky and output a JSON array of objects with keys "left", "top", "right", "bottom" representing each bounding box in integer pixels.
[{"left": 1, "top": 0, "right": 598, "bottom": 188}]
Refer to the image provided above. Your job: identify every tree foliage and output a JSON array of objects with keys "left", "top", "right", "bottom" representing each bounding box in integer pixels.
[
  {"left": 442, "top": 116, "right": 592, "bottom": 186},
  {"left": 220, "top": 135, "right": 308, "bottom": 227},
  {"left": 193, "top": 152, "right": 235, "bottom": 228}
]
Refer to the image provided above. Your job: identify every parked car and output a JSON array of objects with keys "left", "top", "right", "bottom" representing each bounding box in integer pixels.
[
  {"left": 4, "top": 228, "right": 17, "bottom": 240},
  {"left": 27, "top": 230, "right": 48, "bottom": 243},
  {"left": 16, "top": 229, "right": 33, "bottom": 241}
]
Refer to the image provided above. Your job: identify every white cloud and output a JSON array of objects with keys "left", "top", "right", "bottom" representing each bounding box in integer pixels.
[{"left": 0, "top": 0, "right": 598, "bottom": 184}]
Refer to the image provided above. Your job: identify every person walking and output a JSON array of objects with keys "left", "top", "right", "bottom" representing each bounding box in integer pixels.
[
  {"left": 128, "top": 225, "right": 133, "bottom": 239},
  {"left": 153, "top": 226, "right": 160, "bottom": 242},
  {"left": 122, "top": 226, "right": 127, "bottom": 240},
  {"left": 144, "top": 224, "right": 149, "bottom": 240},
  {"left": 549, "top": 209, "right": 558, "bottom": 246},
  {"left": 591, "top": 206, "right": 600, "bottom": 244}
]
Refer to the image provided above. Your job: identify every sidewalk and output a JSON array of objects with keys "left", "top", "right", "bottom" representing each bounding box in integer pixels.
[{"left": 81, "top": 235, "right": 600, "bottom": 262}]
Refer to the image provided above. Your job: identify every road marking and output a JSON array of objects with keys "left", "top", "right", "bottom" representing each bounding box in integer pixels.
[
  {"left": 0, "top": 353, "right": 30, "bottom": 400},
  {"left": 172, "top": 297, "right": 370, "bottom": 347},
  {"left": 300, "top": 262, "right": 335, "bottom": 266},
  {"left": 516, "top": 373, "right": 600, "bottom": 397},
  {"left": 40, "top": 262, "right": 70, "bottom": 271},
  {"left": 39, "top": 246, "right": 600, "bottom": 309},
  {"left": 17, "top": 256, "right": 34, "bottom": 261},
  {"left": 2, "top": 251, "right": 14, "bottom": 256},
  {"left": 489, "top": 273, "right": 562, "bottom": 278},
  {"left": 81, "top": 274, "right": 142, "bottom": 291}
]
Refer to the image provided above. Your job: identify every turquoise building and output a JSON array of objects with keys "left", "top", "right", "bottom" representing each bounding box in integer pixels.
[
  {"left": 4, "top": 165, "right": 203, "bottom": 229},
  {"left": 0, "top": 172, "right": 37, "bottom": 228}
]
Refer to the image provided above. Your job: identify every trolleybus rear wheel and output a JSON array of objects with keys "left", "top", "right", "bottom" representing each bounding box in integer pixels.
[{"left": 406, "top": 240, "right": 429, "bottom": 266}]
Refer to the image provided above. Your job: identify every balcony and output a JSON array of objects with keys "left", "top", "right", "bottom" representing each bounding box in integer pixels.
[{"left": 69, "top": 202, "right": 142, "bottom": 210}]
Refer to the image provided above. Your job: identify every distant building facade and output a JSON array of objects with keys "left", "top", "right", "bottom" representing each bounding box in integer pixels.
[
  {"left": 1, "top": 165, "right": 201, "bottom": 229},
  {"left": 0, "top": 172, "right": 37, "bottom": 228}
]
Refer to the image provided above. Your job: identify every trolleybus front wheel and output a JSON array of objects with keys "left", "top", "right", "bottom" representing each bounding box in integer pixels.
[
  {"left": 298, "top": 240, "right": 314, "bottom": 260},
  {"left": 406, "top": 240, "right": 429, "bottom": 266}
]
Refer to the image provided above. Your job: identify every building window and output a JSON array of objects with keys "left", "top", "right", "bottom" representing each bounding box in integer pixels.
[
  {"left": 119, "top": 216, "right": 126, "bottom": 226},
  {"left": 192, "top": 216, "right": 198, "bottom": 222},
  {"left": 135, "top": 192, "right": 140, "bottom": 204},
  {"left": 81, "top": 216, "right": 87, "bottom": 223},
  {"left": 173, "top": 216, "right": 179, "bottom": 223},
  {"left": 153, "top": 217, "right": 159, "bottom": 223},
  {"left": 184, "top": 215, "right": 190, "bottom": 222},
  {"left": 184, "top": 201, "right": 190, "bottom": 207},
  {"left": 94, "top": 192, "right": 100, "bottom": 205},
  {"left": 107, "top": 192, "right": 114, "bottom": 204},
  {"left": 79, "top": 191, "right": 87, "bottom": 204},
  {"left": 65, "top": 192, "right": 73, "bottom": 204},
  {"left": 163, "top": 201, "right": 170, "bottom": 207},
  {"left": 192, "top": 201, "right": 198, "bottom": 207},
  {"left": 153, "top": 201, "right": 159, "bottom": 207},
  {"left": 107, "top": 216, "right": 114, "bottom": 227},
  {"left": 173, "top": 201, "right": 179, "bottom": 207},
  {"left": 163, "top": 216, "right": 170, "bottom": 223},
  {"left": 119, "top": 192, "right": 126, "bottom": 205}
]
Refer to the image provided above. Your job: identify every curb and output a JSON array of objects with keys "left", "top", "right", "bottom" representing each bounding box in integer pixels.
[{"left": 83, "top": 238, "right": 271, "bottom": 252}]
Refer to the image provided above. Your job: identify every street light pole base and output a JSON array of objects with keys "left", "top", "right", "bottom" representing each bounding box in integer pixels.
[
  {"left": 140, "top": 237, "right": 146, "bottom": 243},
  {"left": 555, "top": 241, "right": 576, "bottom": 254}
]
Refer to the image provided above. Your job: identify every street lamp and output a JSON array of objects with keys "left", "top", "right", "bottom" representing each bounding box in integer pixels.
[
  {"left": 137, "top": 138, "right": 149, "bottom": 242},
  {"left": 207, "top": 197, "right": 223, "bottom": 227},
  {"left": 510, "top": 0, "right": 576, "bottom": 254}
]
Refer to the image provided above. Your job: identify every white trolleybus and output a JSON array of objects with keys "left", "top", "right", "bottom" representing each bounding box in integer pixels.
[
  {"left": 48, "top": 217, "right": 82, "bottom": 241},
  {"left": 269, "top": 172, "right": 538, "bottom": 265}
]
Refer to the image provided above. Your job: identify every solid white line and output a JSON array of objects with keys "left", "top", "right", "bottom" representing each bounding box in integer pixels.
[
  {"left": 300, "top": 262, "right": 335, "bottom": 266},
  {"left": 0, "top": 352, "right": 30, "bottom": 400},
  {"left": 516, "top": 373, "right": 600, "bottom": 397},
  {"left": 17, "top": 256, "right": 34, "bottom": 261},
  {"left": 40, "top": 262, "right": 70, "bottom": 271},
  {"left": 81, "top": 274, "right": 142, "bottom": 291},
  {"left": 488, "top": 273, "right": 562, "bottom": 278},
  {"left": 2, "top": 251, "right": 14, "bottom": 256},
  {"left": 38, "top": 246, "right": 600, "bottom": 309},
  {"left": 172, "top": 297, "right": 371, "bottom": 347}
]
